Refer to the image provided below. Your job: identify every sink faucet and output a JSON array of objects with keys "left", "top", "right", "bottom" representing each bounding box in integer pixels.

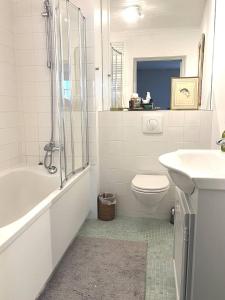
[
  {"left": 216, "top": 137, "right": 225, "bottom": 153},
  {"left": 217, "top": 130, "right": 225, "bottom": 152},
  {"left": 216, "top": 138, "right": 225, "bottom": 146}
]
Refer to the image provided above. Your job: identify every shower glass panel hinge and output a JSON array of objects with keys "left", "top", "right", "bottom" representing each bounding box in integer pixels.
[{"left": 184, "top": 227, "right": 189, "bottom": 242}]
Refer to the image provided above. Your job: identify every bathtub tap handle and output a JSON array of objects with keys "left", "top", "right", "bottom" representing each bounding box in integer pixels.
[
  {"left": 44, "top": 142, "right": 61, "bottom": 152},
  {"left": 43, "top": 142, "right": 63, "bottom": 174}
]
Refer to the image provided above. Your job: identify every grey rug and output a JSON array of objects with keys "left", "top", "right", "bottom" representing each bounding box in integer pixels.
[{"left": 38, "top": 237, "right": 147, "bottom": 300}]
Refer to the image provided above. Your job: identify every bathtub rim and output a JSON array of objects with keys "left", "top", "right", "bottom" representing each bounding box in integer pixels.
[
  {"left": 0, "top": 165, "right": 90, "bottom": 254},
  {"left": 0, "top": 164, "right": 59, "bottom": 179}
]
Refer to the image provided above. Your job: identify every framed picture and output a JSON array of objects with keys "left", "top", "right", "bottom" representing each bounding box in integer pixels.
[
  {"left": 198, "top": 33, "right": 205, "bottom": 106},
  {"left": 171, "top": 77, "right": 199, "bottom": 110}
]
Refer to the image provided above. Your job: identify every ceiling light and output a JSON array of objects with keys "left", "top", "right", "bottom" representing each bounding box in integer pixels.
[{"left": 122, "top": 6, "right": 144, "bottom": 23}]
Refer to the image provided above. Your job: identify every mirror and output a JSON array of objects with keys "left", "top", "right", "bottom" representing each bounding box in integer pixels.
[
  {"left": 101, "top": 0, "right": 216, "bottom": 111},
  {"left": 134, "top": 57, "right": 183, "bottom": 109}
]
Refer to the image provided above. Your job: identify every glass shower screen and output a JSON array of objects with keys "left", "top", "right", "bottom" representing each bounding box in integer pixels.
[{"left": 57, "top": 0, "right": 89, "bottom": 186}]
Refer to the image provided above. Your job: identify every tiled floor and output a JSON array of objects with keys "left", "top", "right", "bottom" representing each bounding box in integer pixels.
[{"left": 78, "top": 217, "right": 176, "bottom": 300}]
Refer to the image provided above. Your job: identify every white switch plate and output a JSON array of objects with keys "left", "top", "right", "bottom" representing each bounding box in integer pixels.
[{"left": 142, "top": 114, "right": 163, "bottom": 134}]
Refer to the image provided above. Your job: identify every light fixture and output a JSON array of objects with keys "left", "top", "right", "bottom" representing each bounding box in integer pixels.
[{"left": 122, "top": 6, "right": 144, "bottom": 23}]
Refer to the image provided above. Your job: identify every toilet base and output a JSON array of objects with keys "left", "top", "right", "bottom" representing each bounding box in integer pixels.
[{"left": 131, "top": 188, "right": 168, "bottom": 211}]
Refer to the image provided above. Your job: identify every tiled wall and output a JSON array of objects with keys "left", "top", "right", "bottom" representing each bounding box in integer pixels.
[
  {"left": 0, "top": 0, "right": 98, "bottom": 216},
  {"left": 0, "top": 1, "right": 22, "bottom": 170},
  {"left": 13, "top": 0, "right": 53, "bottom": 165},
  {"left": 0, "top": 0, "right": 97, "bottom": 215},
  {"left": 99, "top": 110, "right": 213, "bottom": 219},
  {"left": 11, "top": 0, "right": 97, "bottom": 169}
]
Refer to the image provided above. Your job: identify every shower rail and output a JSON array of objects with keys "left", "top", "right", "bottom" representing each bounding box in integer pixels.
[{"left": 42, "top": 0, "right": 59, "bottom": 174}]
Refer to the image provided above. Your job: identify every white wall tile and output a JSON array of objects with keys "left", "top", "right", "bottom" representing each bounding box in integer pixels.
[
  {"left": 0, "top": 0, "right": 97, "bottom": 177},
  {"left": 99, "top": 111, "right": 213, "bottom": 219},
  {"left": 184, "top": 111, "right": 201, "bottom": 126},
  {"left": 0, "top": 1, "right": 22, "bottom": 168},
  {"left": 168, "top": 111, "right": 185, "bottom": 126},
  {"left": 24, "top": 126, "right": 39, "bottom": 142},
  {"left": 167, "top": 127, "right": 183, "bottom": 142},
  {"left": 183, "top": 126, "right": 200, "bottom": 142}
]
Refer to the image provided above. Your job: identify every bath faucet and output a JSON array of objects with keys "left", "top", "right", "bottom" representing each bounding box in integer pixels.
[
  {"left": 44, "top": 142, "right": 60, "bottom": 152},
  {"left": 43, "top": 142, "right": 62, "bottom": 174}
]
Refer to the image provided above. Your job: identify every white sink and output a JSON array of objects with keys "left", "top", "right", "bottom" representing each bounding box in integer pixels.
[{"left": 159, "top": 150, "right": 225, "bottom": 194}]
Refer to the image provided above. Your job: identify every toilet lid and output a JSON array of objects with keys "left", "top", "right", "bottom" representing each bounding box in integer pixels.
[{"left": 132, "top": 175, "right": 169, "bottom": 192}]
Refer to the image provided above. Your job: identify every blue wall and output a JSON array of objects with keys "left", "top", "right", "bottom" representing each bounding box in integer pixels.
[{"left": 137, "top": 68, "right": 180, "bottom": 109}]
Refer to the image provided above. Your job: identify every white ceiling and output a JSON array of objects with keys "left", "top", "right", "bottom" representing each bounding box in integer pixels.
[{"left": 110, "top": 0, "right": 206, "bottom": 32}]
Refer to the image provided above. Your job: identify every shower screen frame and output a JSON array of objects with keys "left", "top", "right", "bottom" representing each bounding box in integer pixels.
[{"left": 55, "top": 0, "right": 89, "bottom": 188}]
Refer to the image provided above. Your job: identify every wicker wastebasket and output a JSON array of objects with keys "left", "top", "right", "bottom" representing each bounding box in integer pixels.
[{"left": 98, "top": 193, "right": 116, "bottom": 221}]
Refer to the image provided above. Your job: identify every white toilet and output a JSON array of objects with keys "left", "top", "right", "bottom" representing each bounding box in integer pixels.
[{"left": 131, "top": 174, "right": 170, "bottom": 211}]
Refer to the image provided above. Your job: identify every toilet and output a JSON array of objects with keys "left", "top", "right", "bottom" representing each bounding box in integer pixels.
[{"left": 131, "top": 174, "right": 170, "bottom": 210}]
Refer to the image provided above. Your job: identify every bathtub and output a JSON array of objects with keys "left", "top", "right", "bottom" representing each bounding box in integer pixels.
[{"left": 0, "top": 166, "right": 91, "bottom": 300}]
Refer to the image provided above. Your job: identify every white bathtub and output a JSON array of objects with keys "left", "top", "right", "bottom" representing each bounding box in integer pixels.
[{"left": 0, "top": 166, "right": 91, "bottom": 300}]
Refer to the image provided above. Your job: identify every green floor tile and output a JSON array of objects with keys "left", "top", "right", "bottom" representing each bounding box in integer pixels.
[{"left": 78, "top": 217, "right": 176, "bottom": 300}]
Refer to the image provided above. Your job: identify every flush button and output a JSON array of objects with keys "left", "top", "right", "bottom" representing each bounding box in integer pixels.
[{"left": 142, "top": 114, "right": 163, "bottom": 134}]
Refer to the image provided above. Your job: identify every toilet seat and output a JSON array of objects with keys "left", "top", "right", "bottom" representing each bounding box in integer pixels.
[{"left": 131, "top": 175, "right": 169, "bottom": 193}]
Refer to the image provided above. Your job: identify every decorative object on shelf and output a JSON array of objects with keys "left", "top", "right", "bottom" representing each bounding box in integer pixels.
[
  {"left": 129, "top": 92, "right": 156, "bottom": 111},
  {"left": 141, "top": 91, "right": 154, "bottom": 110},
  {"left": 142, "top": 104, "right": 152, "bottom": 110},
  {"left": 198, "top": 33, "right": 205, "bottom": 106},
  {"left": 129, "top": 93, "right": 142, "bottom": 110},
  {"left": 142, "top": 92, "right": 151, "bottom": 104},
  {"left": 171, "top": 77, "right": 199, "bottom": 110}
]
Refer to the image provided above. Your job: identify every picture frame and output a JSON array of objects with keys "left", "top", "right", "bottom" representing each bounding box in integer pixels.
[
  {"left": 171, "top": 77, "right": 199, "bottom": 110},
  {"left": 198, "top": 33, "right": 205, "bottom": 106}
]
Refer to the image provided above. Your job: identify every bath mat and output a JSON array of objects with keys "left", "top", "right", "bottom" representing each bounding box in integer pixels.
[{"left": 38, "top": 237, "right": 147, "bottom": 300}]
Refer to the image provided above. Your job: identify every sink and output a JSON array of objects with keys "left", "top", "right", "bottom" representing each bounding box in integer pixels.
[{"left": 159, "top": 150, "right": 225, "bottom": 194}]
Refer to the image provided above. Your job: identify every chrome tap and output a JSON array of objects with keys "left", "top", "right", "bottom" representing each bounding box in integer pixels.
[
  {"left": 43, "top": 142, "right": 62, "bottom": 174},
  {"left": 44, "top": 142, "right": 60, "bottom": 152},
  {"left": 216, "top": 138, "right": 225, "bottom": 146}
]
